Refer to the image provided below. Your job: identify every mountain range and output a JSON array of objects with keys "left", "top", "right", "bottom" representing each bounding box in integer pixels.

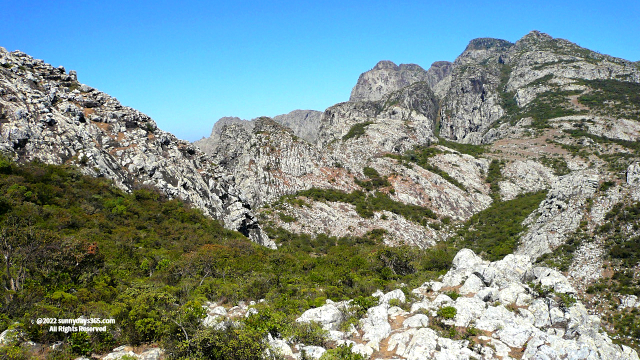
[{"left": 2, "top": 30, "right": 640, "bottom": 359}]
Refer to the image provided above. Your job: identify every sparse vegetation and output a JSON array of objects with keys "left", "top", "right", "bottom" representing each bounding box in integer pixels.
[
  {"left": 577, "top": 79, "right": 640, "bottom": 120},
  {"left": 0, "top": 158, "right": 454, "bottom": 358},
  {"left": 539, "top": 155, "right": 571, "bottom": 176},
  {"left": 537, "top": 233, "right": 584, "bottom": 271},
  {"left": 486, "top": 159, "right": 503, "bottom": 202},
  {"left": 355, "top": 166, "right": 391, "bottom": 190},
  {"left": 437, "top": 137, "right": 487, "bottom": 157},
  {"left": 437, "top": 306, "right": 457, "bottom": 319}
]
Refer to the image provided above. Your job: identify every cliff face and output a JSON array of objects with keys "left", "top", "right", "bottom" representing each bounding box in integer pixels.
[
  {"left": 0, "top": 47, "right": 274, "bottom": 248},
  {"left": 273, "top": 109, "right": 323, "bottom": 143}
]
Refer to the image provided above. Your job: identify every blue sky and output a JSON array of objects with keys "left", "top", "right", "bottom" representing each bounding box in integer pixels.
[{"left": 2, "top": 1, "right": 639, "bottom": 141}]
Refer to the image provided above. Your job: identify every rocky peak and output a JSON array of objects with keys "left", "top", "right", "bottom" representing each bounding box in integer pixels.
[
  {"left": 425, "top": 61, "right": 452, "bottom": 81},
  {"left": 252, "top": 116, "right": 291, "bottom": 133},
  {"left": 512, "top": 30, "right": 569, "bottom": 53},
  {"left": 195, "top": 109, "right": 323, "bottom": 159},
  {"left": 349, "top": 60, "right": 429, "bottom": 102},
  {"left": 518, "top": 29, "right": 554, "bottom": 43},
  {"left": 397, "top": 63, "right": 423, "bottom": 71},
  {"left": 454, "top": 38, "right": 513, "bottom": 67},
  {"left": 425, "top": 61, "right": 453, "bottom": 99},
  {"left": 194, "top": 116, "right": 254, "bottom": 154},
  {"left": 464, "top": 37, "right": 514, "bottom": 52},
  {"left": 209, "top": 116, "right": 253, "bottom": 137}
]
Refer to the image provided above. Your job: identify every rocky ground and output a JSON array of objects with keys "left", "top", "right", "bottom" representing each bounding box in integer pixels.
[{"left": 194, "top": 248, "right": 639, "bottom": 360}]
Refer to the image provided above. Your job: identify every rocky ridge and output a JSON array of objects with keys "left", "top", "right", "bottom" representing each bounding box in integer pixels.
[
  {"left": 349, "top": 61, "right": 429, "bottom": 102},
  {"left": 193, "top": 109, "right": 323, "bottom": 154},
  {"left": 198, "top": 79, "right": 498, "bottom": 247},
  {"left": 273, "top": 109, "right": 323, "bottom": 143},
  {"left": 0, "top": 47, "right": 274, "bottom": 248}
]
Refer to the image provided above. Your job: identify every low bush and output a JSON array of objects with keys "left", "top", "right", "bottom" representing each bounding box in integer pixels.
[
  {"left": 437, "top": 306, "right": 457, "bottom": 319},
  {"left": 342, "top": 121, "right": 374, "bottom": 140}
]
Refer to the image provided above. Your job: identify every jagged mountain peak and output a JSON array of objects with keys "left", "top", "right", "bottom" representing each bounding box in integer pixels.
[{"left": 520, "top": 29, "right": 554, "bottom": 42}]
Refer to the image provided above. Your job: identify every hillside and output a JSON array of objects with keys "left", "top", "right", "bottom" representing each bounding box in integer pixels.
[{"left": 0, "top": 48, "right": 272, "bottom": 248}]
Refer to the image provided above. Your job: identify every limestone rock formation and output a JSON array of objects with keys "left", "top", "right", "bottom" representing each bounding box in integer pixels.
[
  {"left": 193, "top": 116, "right": 254, "bottom": 154},
  {"left": 438, "top": 38, "right": 513, "bottom": 143},
  {"left": 438, "top": 31, "right": 640, "bottom": 144}
]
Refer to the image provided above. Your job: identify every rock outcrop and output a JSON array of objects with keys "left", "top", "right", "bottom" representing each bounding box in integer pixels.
[
  {"left": 0, "top": 47, "right": 274, "bottom": 248},
  {"left": 193, "top": 116, "right": 254, "bottom": 154},
  {"left": 194, "top": 109, "right": 323, "bottom": 155},
  {"left": 438, "top": 38, "right": 513, "bottom": 143}
]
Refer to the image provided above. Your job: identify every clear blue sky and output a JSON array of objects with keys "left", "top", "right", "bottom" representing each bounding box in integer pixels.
[{"left": 2, "top": 1, "right": 638, "bottom": 141}]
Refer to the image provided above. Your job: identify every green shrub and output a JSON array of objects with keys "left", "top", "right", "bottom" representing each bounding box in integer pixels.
[
  {"left": 437, "top": 306, "right": 457, "bottom": 319},
  {"left": 577, "top": 79, "right": 640, "bottom": 121},
  {"left": 287, "top": 188, "right": 436, "bottom": 225},
  {"left": 287, "top": 321, "right": 328, "bottom": 347},
  {"left": 437, "top": 138, "right": 487, "bottom": 157},
  {"left": 445, "top": 291, "right": 460, "bottom": 300},
  {"left": 182, "top": 326, "right": 266, "bottom": 360},
  {"left": 0, "top": 345, "right": 30, "bottom": 360},
  {"left": 70, "top": 332, "right": 93, "bottom": 356},
  {"left": 277, "top": 212, "right": 297, "bottom": 223},
  {"left": 0, "top": 156, "right": 12, "bottom": 174},
  {"left": 486, "top": 160, "right": 503, "bottom": 202},
  {"left": 351, "top": 296, "right": 379, "bottom": 317},
  {"left": 355, "top": 167, "right": 391, "bottom": 190}
]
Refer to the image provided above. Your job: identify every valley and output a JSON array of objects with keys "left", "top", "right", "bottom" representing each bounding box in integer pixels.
[{"left": 1, "top": 30, "right": 640, "bottom": 359}]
